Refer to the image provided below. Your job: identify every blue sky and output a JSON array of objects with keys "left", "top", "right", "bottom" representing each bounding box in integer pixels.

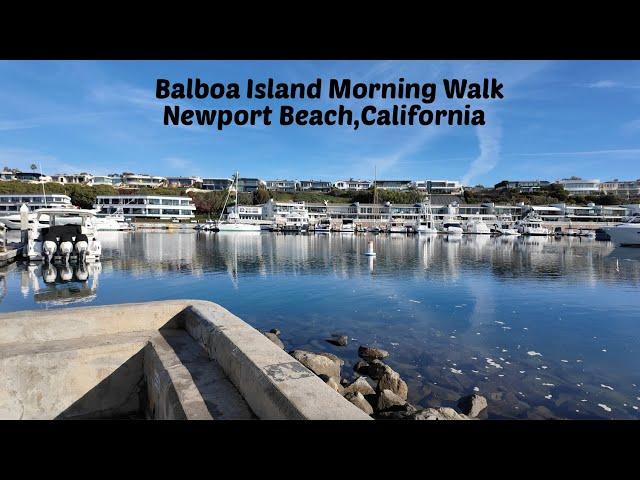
[{"left": 0, "top": 60, "right": 638, "bottom": 186}]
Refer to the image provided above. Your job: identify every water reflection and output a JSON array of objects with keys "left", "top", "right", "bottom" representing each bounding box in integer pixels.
[{"left": 1, "top": 231, "right": 639, "bottom": 419}]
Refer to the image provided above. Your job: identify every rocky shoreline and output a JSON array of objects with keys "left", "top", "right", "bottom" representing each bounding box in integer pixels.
[{"left": 263, "top": 330, "right": 488, "bottom": 420}]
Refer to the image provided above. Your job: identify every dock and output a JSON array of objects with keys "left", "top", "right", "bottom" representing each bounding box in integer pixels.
[{"left": 0, "top": 300, "right": 370, "bottom": 420}]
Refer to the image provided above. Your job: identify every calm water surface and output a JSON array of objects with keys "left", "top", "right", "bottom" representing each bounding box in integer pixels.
[{"left": 1, "top": 231, "right": 639, "bottom": 419}]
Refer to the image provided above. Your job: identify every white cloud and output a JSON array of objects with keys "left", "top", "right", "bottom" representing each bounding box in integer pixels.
[{"left": 462, "top": 120, "right": 502, "bottom": 185}]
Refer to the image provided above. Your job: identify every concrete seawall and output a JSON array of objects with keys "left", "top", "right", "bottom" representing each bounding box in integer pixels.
[{"left": 0, "top": 300, "right": 370, "bottom": 420}]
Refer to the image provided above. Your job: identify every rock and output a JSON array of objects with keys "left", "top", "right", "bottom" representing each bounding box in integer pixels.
[
  {"left": 318, "top": 352, "right": 345, "bottom": 366},
  {"left": 343, "top": 376, "right": 375, "bottom": 396},
  {"left": 269, "top": 328, "right": 281, "bottom": 336},
  {"left": 408, "top": 407, "right": 470, "bottom": 420},
  {"left": 457, "top": 394, "right": 488, "bottom": 418},
  {"left": 353, "top": 360, "right": 370, "bottom": 375},
  {"left": 368, "top": 359, "right": 387, "bottom": 380},
  {"left": 322, "top": 376, "right": 344, "bottom": 394},
  {"left": 358, "top": 345, "right": 389, "bottom": 361},
  {"left": 326, "top": 335, "right": 349, "bottom": 347},
  {"left": 263, "top": 332, "right": 284, "bottom": 349},
  {"left": 377, "top": 366, "right": 408, "bottom": 400},
  {"left": 290, "top": 350, "right": 341, "bottom": 378},
  {"left": 376, "top": 389, "right": 406, "bottom": 412},
  {"left": 344, "top": 392, "right": 374, "bottom": 415},
  {"left": 375, "top": 403, "right": 417, "bottom": 419},
  {"left": 340, "top": 378, "right": 350, "bottom": 387}
]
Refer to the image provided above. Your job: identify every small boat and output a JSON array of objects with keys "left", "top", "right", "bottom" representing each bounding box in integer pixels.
[
  {"left": 602, "top": 215, "right": 640, "bottom": 247},
  {"left": 367, "top": 225, "right": 381, "bottom": 234},
  {"left": 388, "top": 222, "right": 407, "bottom": 234},
  {"left": 315, "top": 218, "right": 332, "bottom": 233},
  {"left": 337, "top": 219, "right": 355, "bottom": 233},
  {"left": 415, "top": 200, "right": 438, "bottom": 234},
  {"left": 442, "top": 217, "right": 464, "bottom": 234},
  {"left": 24, "top": 208, "right": 102, "bottom": 263},
  {"left": 494, "top": 214, "right": 520, "bottom": 236},
  {"left": 517, "top": 212, "right": 550, "bottom": 236}
]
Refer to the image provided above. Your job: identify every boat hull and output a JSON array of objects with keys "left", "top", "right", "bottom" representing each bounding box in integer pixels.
[
  {"left": 603, "top": 226, "right": 640, "bottom": 247},
  {"left": 215, "top": 223, "right": 261, "bottom": 232}
]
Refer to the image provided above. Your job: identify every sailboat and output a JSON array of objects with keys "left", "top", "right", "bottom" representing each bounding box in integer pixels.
[
  {"left": 214, "top": 171, "right": 261, "bottom": 232},
  {"left": 415, "top": 196, "right": 438, "bottom": 234}
]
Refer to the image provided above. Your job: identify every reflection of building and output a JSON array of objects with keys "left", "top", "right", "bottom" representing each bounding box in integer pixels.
[{"left": 94, "top": 195, "right": 195, "bottom": 219}]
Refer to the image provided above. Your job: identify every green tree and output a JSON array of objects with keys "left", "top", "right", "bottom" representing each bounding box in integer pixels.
[{"left": 252, "top": 187, "right": 270, "bottom": 205}]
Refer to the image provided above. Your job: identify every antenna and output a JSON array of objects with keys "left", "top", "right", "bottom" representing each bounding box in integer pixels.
[{"left": 39, "top": 163, "right": 47, "bottom": 207}]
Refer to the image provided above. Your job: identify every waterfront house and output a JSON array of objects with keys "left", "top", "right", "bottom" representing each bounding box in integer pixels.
[
  {"left": 500, "top": 180, "right": 550, "bottom": 193},
  {"left": 333, "top": 179, "right": 372, "bottom": 191},
  {"left": 94, "top": 195, "right": 195, "bottom": 220},
  {"left": 299, "top": 180, "right": 332, "bottom": 192},
  {"left": 121, "top": 174, "right": 167, "bottom": 189},
  {"left": 265, "top": 180, "right": 298, "bottom": 192},
  {"left": 166, "top": 176, "right": 203, "bottom": 188},
  {"left": 14, "top": 172, "right": 52, "bottom": 183},
  {"left": 90, "top": 175, "right": 118, "bottom": 186},
  {"left": 550, "top": 203, "right": 628, "bottom": 222},
  {"left": 0, "top": 171, "right": 16, "bottom": 181},
  {"left": 556, "top": 177, "right": 601, "bottom": 196},
  {"left": 414, "top": 179, "right": 465, "bottom": 195},
  {"left": 226, "top": 204, "right": 264, "bottom": 220},
  {"left": 202, "top": 177, "right": 234, "bottom": 191},
  {"left": 374, "top": 180, "right": 413, "bottom": 191},
  {"left": 51, "top": 173, "right": 93, "bottom": 185},
  {"left": 600, "top": 179, "right": 640, "bottom": 198},
  {"left": 262, "top": 199, "right": 309, "bottom": 223},
  {"left": 236, "top": 178, "right": 266, "bottom": 192}
]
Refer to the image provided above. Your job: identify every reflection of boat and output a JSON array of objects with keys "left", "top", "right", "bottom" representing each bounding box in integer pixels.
[
  {"left": 27, "top": 262, "right": 102, "bottom": 306},
  {"left": 517, "top": 212, "right": 550, "bottom": 236},
  {"left": 337, "top": 219, "right": 355, "bottom": 233},
  {"left": 24, "top": 209, "right": 102, "bottom": 263},
  {"left": 603, "top": 216, "right": 640, "bottom": 247},
  {"left": 388, "top": 222, "right": 407, "bottom": 234}
]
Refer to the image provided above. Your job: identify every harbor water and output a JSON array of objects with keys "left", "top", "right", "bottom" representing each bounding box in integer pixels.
[{"left": 1, "top": 231, "right": 639, "bottom": 419}]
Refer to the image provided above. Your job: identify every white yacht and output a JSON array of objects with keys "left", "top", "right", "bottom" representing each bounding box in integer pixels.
[
  {"left": 415, "top": 200, "right": 438, "bottom": 234},
  {"left": 603, "top": 215, "right": 640, "bottom": 247},
  {"left": 388, "top": 221, "right": 407, "bottom": 234},
  {"left": 24, "top": 208, "right": 102, "bottom": 263},
  {"left": 93, "top": 207, "right": 134, "bottom": 231},
  {"left": 337, "top": 219, "right": 355, "bottom": 233},
  {"left": 214, "top": 172, "right": 261, "bottom": 232},
  {"left": 494, "top": 214, "right": 520, "bottom": 236},
  {"left": 517, "top": 212, "right": 550, "bottom": 236},
  {"left": 314, "top": 218, "right": 332, "bottom": 233},
  {"left": 0, "top": 194, "right": 76, "bottom": 229},
  {"left": 465, "top": 215, "right": 491, "bottom": 234},
  {"left": 281, "top": 211, "right": 309, "bottom": 233},
  {"left": 441, "top": 217, "right": 464, "bottom": 234}
]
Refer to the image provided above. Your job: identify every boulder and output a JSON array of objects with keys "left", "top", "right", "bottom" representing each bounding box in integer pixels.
[
  {"left": 375, "top": 403, "right": 417, "bottom": 419},
  {"left": 457, "top": 394, "right": 488, "bottom": 418},
  {"left": 263, "top": 332, "right": 284, "bottom": 349},
  {"left": 322, "top": 376, "right": 344, "bottom": 394},
  {"left": 408, "top": 407, "right": 470, "bottom": 420},
  {"left": 353, "top": 360, "right": 370, "bottom": 375},
  {"left": 368, "top": 359, "right": 387, "bottom": 380},
  {"left": 326, "top": 335, "right": 349, "bottom": 347},
  {"left": 290, "top": 350, "right": 341, "bottom": 378},
  {"left": 269, "top": 328, "right": 281, "bottom": 336},
  {"left": 318, "top": 352, "right": 345, "bottom": 366},
  {"left": 343, "top": 376, "right": 375, "bottom": 396},
  {"left": 377, "top": 366, "right": 408, "bottom": 400},
  {"left": 358, "top": 345, "right": 390, "bottom": 361},
  {"left": 376, "top": 389, "right": 406, "bottom": 412},
  {"left": 344, "top": 392, "right": 374, "bottom": 415}
]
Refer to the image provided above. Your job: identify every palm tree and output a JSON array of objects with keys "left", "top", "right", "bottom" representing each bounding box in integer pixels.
[{"left": 30, "top": 163, "right": 38, "bottom": 172}]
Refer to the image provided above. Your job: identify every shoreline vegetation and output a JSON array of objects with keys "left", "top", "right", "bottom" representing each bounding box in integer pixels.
[{"left": 0, "top": 180, "right": 636, "bottom": 219}]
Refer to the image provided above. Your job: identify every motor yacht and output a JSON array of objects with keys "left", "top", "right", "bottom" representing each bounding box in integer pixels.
[
  {"left": 415, "top": 200, "right": 438, "bottom": 234},
  {"left": 314, "top": 218, "right": 332, "bottom": 233},
  {"left": 603, "top": 215, "right": 640, "bottom": 247},
  {"left": 465, "top": 216, "right": 492, "bottom": 234},
  {"left": 517, "top": 212, "right": 550, "bottom": 236}
]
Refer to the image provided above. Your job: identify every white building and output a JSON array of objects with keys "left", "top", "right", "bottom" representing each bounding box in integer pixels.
[
  {"left": 333, "top": 179, "right": 372, "bottom": 191},
  {"left": 265, "top": 180, "right": 298, "bottom": 192},
  {"left": 51, "top": 173, "right": 93, "bottom": 185},
  {"left": 414, "top": 180, "right": 464, "bottom": 195},
  {"left": 261, "top": 199, "right": 309, "bottom": 224},
  {"left": 557, "top": 177, "right": 601, "bottom": 196},
  {"left": 166, "top": 176, "right": 202, "bottom": 188},
  {"left": 600, "top": 179, "right": 640, "bottom": 198},
  {"left": 94, "top": 195, "right": 195, "bottom": 219},
  {"left": 90, "top": 175, "right": 118, "bottom": 186},
  {"left": 121, "top": 174, "right": 167, "bottom": 189},
  {"left": 226, "top": 204, "right": 264, "bottom": 220}
]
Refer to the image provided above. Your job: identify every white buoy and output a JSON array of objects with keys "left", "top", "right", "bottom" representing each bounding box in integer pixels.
[{"left": 364, "top": 240, "right": 376, "bottom": 256}]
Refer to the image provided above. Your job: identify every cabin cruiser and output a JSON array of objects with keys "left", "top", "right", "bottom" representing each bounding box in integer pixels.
[
  {"left": 388, "top": 221, "right": 407, "bottom": 234},
  {"left": 92, "top": 207, "right": 134, "bottom": 231},
  {"left": 603, "top": 215, "right": 640, "bottom": 247},
  {"left": 517, "top": 212, "right": 550, "bottom": 236},
  {"left": 441, "top": 217, "right": 464, "bottom": 234},
  {"left": 314, "top": 218, "right": 332, "bottom": 233},
  {"left": 494, "top": 214, "right": 520, "bottom": 236},
  {"left": 24, "top": 209, "right": 102, "bottom": 263},
  {"left": 281, "top": 211, "right": 309, "bottom": 233},
  {"left": 337, "top": 219, "right": 355, "bottom": 233},
  {"left": 0, "top": 194, "right": 75, "bottom": 229},
  {"left": 367, "top": 225, "right": 381, "bottom": 234},
  {"left": 465, "top": 216, "right": 491, "bottom": 234}
]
